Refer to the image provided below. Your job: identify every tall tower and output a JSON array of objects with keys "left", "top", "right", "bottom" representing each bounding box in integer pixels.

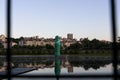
[{"left": 67, "top": 33, "right": 73, "bottom": 39}]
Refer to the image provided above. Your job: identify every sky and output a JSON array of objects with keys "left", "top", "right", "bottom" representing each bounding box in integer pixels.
[{"left": 0, "top": 0, "right": 120, "bottom": 41}]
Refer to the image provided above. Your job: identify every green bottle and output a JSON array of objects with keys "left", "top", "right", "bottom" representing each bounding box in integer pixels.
[
  {"left": 55, "top": 36, "right": 60, "bottom": 56},
  {"left": 54, "top": 36, "right": 61, "bottom": 79}
]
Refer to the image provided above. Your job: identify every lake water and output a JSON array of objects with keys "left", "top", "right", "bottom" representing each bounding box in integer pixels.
[
  {"left": 1, "top": 55, "right": 119, "bottom": 80},
  {"left": 10, "top": 64, "right": 113, "bottom": 80},
  {"left": 22, "top": 63, "right": 113, "bottom": 75}
]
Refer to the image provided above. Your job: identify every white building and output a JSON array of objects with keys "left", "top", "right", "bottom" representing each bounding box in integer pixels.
[
  {"left": 18, "top": 34, "right": 77, "bottom": 47},
  {"left": 0, "top": 34, "right": 17, "bottom": 48}
]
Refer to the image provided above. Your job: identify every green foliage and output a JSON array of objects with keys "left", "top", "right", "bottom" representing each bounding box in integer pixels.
[
  {"left": 81, "top": 38, "right": 111, "bottom": 50},
  {"left": 0, "top": 38, "right": 113, "bottom": 56},
  {"left": 0, "top": 43, "right": 4, "bottom": 48},
  {"left": 46, "top": 44, "right": 54, "bottom": 49},
  {"left": 67, "top": 42, "right": 82, "bottom": 49}
]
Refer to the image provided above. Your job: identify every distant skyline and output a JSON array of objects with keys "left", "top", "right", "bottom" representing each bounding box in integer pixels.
[{"left": 0, "top": 0, "right": 120, "bottom": 41}]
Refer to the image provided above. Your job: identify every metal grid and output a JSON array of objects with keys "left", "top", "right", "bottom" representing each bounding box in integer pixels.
[{"left": 4, "top": 0, "right": 119, "bottom": 80}]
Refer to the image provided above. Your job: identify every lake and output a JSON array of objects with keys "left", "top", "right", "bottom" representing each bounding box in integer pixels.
[
  {"left": 3, "top": 64, "right": 113, "bottom": 80},
  {"left": 6, "top": 63, "right": 113, "bottom": 80},
  {"left": 0, "top": 55, "right": 119, "bottom": 80}
]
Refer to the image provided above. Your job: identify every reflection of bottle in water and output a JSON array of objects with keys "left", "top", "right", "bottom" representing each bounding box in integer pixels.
[{"left": 54, "top": 36, "right": 61, "bottom": 79}]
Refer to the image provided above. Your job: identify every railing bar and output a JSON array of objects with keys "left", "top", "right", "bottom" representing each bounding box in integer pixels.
[
  {"left": 6, "top": 0, "right": 12, "bottom": 80},
  {"left": 1, "top": 75, "right": 119, "bottom": 78},
  {"left": 110, "top": 0, "right": 118, "bottom": 80}
]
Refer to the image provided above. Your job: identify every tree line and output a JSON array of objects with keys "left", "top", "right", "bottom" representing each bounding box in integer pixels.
[{"left": 0, "top": 38, "right": 120, "bottom": 55}]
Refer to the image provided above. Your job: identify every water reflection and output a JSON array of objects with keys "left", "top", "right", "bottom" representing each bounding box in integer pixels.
[
  {"left": 22, "top": 63, "right": 112, "bottom": 76},
  {"left": 0, "top": 56, "right": 114, "bottom": 73},
  {"left": 55, "top": 56, "right": 60, "bottom": 80},
  {"left": 0, "top": 56, "right": 115, "bottom": 80}
]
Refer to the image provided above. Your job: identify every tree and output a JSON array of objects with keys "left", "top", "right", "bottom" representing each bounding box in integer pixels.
[
  {"left": 45, "top": 44, "right": 54, "bottom": 49},
  {"left": 81, "top": 38, "right": 90, "bottom": 49},
  {"left": 90, "top": 39, "right": 100, "bottom": 49},
  {"left": 0, "top": 43, "right": 3, "bottom": 48}
]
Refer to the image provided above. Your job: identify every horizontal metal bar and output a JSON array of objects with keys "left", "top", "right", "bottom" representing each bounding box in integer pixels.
[{"left": 1, "top": 74, "right": 120, "bottom": 78}]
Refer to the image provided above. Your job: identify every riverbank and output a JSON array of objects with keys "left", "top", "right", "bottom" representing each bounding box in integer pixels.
[{"left": 0, "top": 49, "right": 115, "bottom": 56}]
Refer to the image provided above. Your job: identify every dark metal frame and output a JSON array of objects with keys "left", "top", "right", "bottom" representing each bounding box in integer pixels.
[{"left": 5, "top": 0, "right": 119, "bottom": 80}]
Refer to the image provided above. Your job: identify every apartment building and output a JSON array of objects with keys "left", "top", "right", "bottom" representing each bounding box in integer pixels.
[{"left": 19, "top": 34, "right": 77, "bottom": 47}]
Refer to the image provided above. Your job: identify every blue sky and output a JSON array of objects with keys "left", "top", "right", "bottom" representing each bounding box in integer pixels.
[{"left": 0, "top": 0, "right": 120, "bottom": 41}]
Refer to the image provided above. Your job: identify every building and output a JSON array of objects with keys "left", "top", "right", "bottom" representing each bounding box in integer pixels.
[
  {"left": 0, "top": 34, "right": 78, "bottom": 48},
  {"left": 19, "top": 37, "right": 54, "bottom": 46},
  {"left": 68, "top": 66, "right": 73, "bottom": 73},
  {"left": 18, "top": 34, "right": 78, "bottom": 47},
  {"left": 0, "top": 34, "right": 17, "bottom": 48},
  {"left": 67, "top": 33, "right": 73, "bottom": 40},
  {"left": 0, "top": 35, "right": 6, "bottom": 42},
  {"left": 0, "top": 35, "right": 6, "bottom": 48}
]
